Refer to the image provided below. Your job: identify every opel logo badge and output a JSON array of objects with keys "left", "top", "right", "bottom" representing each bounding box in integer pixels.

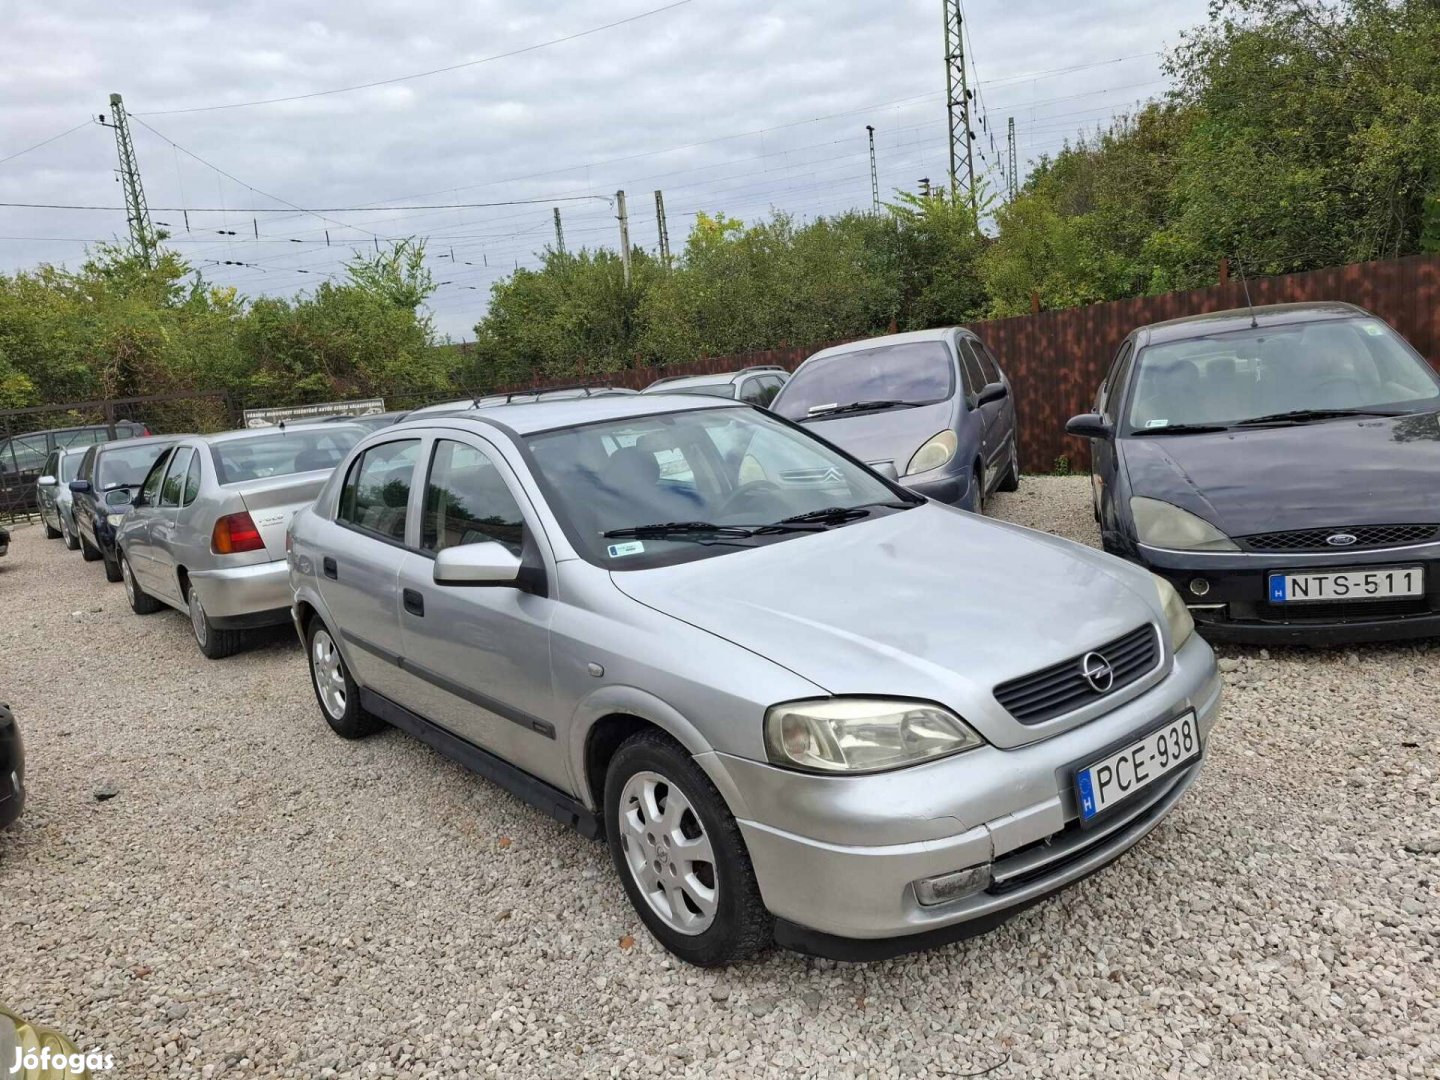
[
  {"left": 1326, "top": 533, "right": 1358, "bottom": 547},
  {"left": 1081, "top": 651, "right": 1115, "bottom": 693}
]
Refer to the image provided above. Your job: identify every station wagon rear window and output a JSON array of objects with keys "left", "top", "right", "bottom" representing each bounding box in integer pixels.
[{"left": 211, "top": 429, "right": 362, "bottom": 484}]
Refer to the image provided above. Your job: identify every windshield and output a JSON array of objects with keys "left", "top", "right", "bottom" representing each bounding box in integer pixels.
[
  {"left": 661, "top": 384, "right": 736, "bottom": 399},
  {"left": 773, "top": 343, "right": 955, "bottom": 421},
  {"left": 211, "top": 428, "right": 362, "bottom": 484},
  {"left": 98, "top": 443, "right": 171, "bottom": 490},
  {"left": 1126, "top": 317, "right": 1440, "bottom": 433},
  {"left": 525, "top": 407, "right": 913, "bottom": 568},
  {"left": 59, "top": 453, "right": 82, "bottom": 482}
]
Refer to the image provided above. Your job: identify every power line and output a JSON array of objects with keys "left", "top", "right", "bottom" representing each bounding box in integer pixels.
[
  {"left": 0, "top": 120, "right": 94, "bottom": 168},
  {"left": 0, "top": 196, "right": 610, "bottom": 213},
  {"left": 135, "top": 0, "right": 696, "bottom": 115}
]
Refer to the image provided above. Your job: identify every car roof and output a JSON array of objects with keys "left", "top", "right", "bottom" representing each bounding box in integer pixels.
[
  {"left": 1137, "top": 301, "right": 1371, "bottom": 345},
  {"left": 204, "top": 422, "right": 366, "bottom": 444},
  {"left": 95, "top": 434, "right": 189, "bottom": 455},
  {"left": 802, "top": 327, "right": 960, "bottom": 363},
  {"left": 392, "top": 391, "right": 734, "bottom": 437},
  {"left": 642, "top": 372, "right": 740, "bottom": 391}
]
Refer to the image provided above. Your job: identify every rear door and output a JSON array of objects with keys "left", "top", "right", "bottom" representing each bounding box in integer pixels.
[
  {"left": 393, "top": 433, "right": 566, "bottom": 790},
  {"left": 315, "top": 437, "right": 424, "bottom": 703},
  {"left": 147, "top": 446, "right": 194, "bottom": 604},
  {"left": 125, "top": 448, "right": 175, "bottom": 593}
]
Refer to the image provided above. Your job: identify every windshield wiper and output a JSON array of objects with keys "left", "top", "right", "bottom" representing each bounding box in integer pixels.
[
  {"left": 801, "top": 399, "right": 918, "bottom": 421},
  {"left": 1234, "top": 408, "right": 1406, "bottom": 427},
  {"left": 778, "top": 501, "right": 914, "bottom": 526},
  {"left": 601, "top": 520, "right": 829, "bottom": 545},
  {"left": 1131, "top": 424, "right": 1231, "bottom": 436}
]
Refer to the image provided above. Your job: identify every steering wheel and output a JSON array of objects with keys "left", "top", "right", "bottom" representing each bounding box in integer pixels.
[{"left": 718, "top": 479, "right": 783, "bottom": 518}]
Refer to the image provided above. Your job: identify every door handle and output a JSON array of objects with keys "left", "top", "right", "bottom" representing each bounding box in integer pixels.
[
  {"left": 322, "top": 556, "right": 337, "bottom": 580},
  {"left": 403, "top": 588, "right": 425, "bottom": 617}
]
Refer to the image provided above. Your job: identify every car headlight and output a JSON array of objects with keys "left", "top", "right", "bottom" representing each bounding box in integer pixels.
[
  {"left": 1130, "top": 496, "right": 1238, "bottom": 551},
  {"left": 904, "top": 431, "right": 957, "bottom": 476},
  {"left": 105, "top": 513, "right": 126, "bottom": 527},
  {"left": 764, "top": 698, "right": 983, "bottom": 774},
  {"left": 1153, "top": 574, "right": 1195, "bottom": 650}
]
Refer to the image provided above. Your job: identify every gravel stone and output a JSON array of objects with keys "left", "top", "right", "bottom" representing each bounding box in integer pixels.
[{"left": 2, "top": 481, "right": 1439, "bottom": 1079}]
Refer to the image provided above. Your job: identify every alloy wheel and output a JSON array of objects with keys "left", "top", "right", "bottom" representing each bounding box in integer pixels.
[
  {"left": 616, "top": 770, "right": 718, "bottom": 935},
  {"left": 121, "top": 556, "right": 136, "bottom": 607},
  {"left": 60, "top": 517, "right": 71, "bottom": 546},
  {"left": 311, "top": 628, "right": 348, "bottom": 720},
  {"left": 189, "top": 591, "right": 209, "bottom": 647}
]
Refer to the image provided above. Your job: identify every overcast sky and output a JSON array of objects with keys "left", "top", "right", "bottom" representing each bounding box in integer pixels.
[{"left": 1, "top": 0, "right": 1211, "bottom": 339}]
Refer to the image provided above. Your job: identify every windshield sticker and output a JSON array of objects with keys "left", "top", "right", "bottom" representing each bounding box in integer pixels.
[
  {"left": 607, "top": 541, "right": 646, "bottom": 558},
  {"left": 1145, "top": 419, "right": 1170, "bottom": 428},
  {"left": 1360, "top": 320, "right": 1386, "bottom": 336}
]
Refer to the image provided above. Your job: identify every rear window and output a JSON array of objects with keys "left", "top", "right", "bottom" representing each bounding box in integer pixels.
[
  {"left": 211, "top": 428, "right": 362, "bottom": 485},
  {"left": 774, "top": 342, "right": 955, "bottom": 420}
]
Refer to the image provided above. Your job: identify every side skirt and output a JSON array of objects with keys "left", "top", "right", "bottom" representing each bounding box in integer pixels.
[{"left": 359, "top": 687, "right": 601, "bottom": 840}]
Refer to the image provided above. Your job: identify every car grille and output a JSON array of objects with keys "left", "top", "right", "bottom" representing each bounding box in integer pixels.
[
  {"left": 1241, "top": 524, "right": 1437, "bottom": 552},
  {"left": 993, "top": 624, "right": 1159, "bottom": 725}
]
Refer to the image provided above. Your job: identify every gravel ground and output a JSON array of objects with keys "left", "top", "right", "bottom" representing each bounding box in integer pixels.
[{"left": 1, "top": 476, "right": 1437, "bottom": 1079}]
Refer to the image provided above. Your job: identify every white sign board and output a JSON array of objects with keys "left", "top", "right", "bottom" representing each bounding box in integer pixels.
[{"left": 242, "top": 399, "right": 386, "bottom": 428}]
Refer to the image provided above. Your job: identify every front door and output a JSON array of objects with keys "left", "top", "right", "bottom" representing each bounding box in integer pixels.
[
  {"left": 315, "top": 437, "right": 423, "bottom": 703},
  {"left": 148, "top": 446, "right": 194, "bottom": 605},
  {"left": 393, "top": 434, "right": 566, "bottom": 791},
  {"left": 958, "top": 339, "right": 1000, "bottom": 487}
]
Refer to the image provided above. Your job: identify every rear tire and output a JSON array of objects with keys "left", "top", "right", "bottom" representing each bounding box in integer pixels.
[
  {"left": 103, "top": 551, "right": 123, "bottom": 583},
  {"left": 997, "top": 437, "right": 1020, "bottom": 492},
  {"left": 188, "top": 588, "right": 244, "bottom": 660},
  {"left": 306, "top": 619, "right": 382, "bottom": 739},
  {"left": 80, "top": 532, "right": 102, "bottom": 562},
  {"left": 120, "top": 551, "right": 162, "bottom": 615},
  {"left": 605, "top": 729, "right": 771, "bottom": 967},
  {"left": 60, "top": 516, "right": 79, "bottom": 551}
]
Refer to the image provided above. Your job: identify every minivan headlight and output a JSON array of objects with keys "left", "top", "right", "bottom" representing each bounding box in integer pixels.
[
  {"left": 764, "top": 698, "right": 983, "bottom": 774},
  {"left": 904, "top": 431, "right": 957, "bottom": 476},
  {"left": 1130, "top": 496, "right": 1238, "bottom": 551},
  {"left": 1153, "top": 575, "right": 1195, "bottom": 650}
]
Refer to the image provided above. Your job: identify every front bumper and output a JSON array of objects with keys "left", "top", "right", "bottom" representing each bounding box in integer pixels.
[
  {"left": 1136, "top": 542, "right": 1440, "bottom": 645},
  {"left": 713, "top": 633, "right": 1221, "bottom": 956},
  {"left": 188, "top": 560, "right": 293, "bottom": 628},
  {"left": 900, "top": 468, "right": 972, "bottom": 508}
]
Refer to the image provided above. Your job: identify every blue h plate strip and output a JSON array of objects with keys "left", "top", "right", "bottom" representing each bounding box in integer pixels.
[
  {"left": 1268, "top": 574, "right": 1288, "bottom": 603},
  {"left": 1077, "top": 770, "right": 1097, "bottom": 820}
]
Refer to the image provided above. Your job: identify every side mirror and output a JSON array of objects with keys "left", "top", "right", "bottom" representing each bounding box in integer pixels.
[
  {"left": 37, "top": 475, "right": 57, "bottom": 487},
  {"left": 68, "top": 479, "right": 92, "bottom": 494},
  {"left": 976, "top": 381, "right": 1008, "bottom": 407},
  {"left": 1066, "top": 413, "right": 1113, "bottom": 440},
  {"left": 433, "top": 541, "right": 521, "bottom": 587}
]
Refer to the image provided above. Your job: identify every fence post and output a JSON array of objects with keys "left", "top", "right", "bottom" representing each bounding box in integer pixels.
[
  {"left": 1030, "top": 291, "right": 1041, "bottom": 315},
  {"left": 1218, "top": 257, "right": 1230, "bottom": 285},
  {"left": 103, "top": 399, "right": 117, "bottom": 440}
]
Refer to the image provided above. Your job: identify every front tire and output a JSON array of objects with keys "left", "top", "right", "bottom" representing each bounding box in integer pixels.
[
  {"left": 120, "top": 551, "right": 162, "bottom": 615},
  {"left": 306, "top": 619, "right": 382, "bottom": 739},
  {"left": 102, "top": 551, "right": 123, "bottom": 583},
  {"left": 44, "top": 519, "right": 62, "bottom": 540},
  {"left": 997, "top": 436, "right": 1020, "bottom": 492},
  {"left": 605, "top": 730, "right": 770, "bottom": 967},
  {"left": 60, "top": 515, "right": 79, "bottom": 551},
  {"left": 188, "top": 588, "right": 244, "bottom": 660}
]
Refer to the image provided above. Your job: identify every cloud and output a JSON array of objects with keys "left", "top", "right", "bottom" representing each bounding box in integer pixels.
[{"left": 0, "top": 0, "right": 1211, "bottom": 339}]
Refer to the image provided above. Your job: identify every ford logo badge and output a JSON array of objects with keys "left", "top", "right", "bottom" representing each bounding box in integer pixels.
[{"left": 1326, "top": 533, "right": 1358, "bottom": 547}]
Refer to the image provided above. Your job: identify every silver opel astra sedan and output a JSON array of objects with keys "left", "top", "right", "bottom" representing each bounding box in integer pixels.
[{"left": 287, "top": 395, "right": 1222, "bottom": 966}]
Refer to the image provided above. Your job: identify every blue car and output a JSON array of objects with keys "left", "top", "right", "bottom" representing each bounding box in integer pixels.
[
  {"left": 770, "top": 328, "right": 1020, "bottom": 512},
  {"left": 70, "top": 435, "right": 186, "bottom": 582}
]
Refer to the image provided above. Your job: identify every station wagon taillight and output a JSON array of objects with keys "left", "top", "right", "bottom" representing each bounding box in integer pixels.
[{"left": 212, "top": 511, "right": 265, "bottom": 554}]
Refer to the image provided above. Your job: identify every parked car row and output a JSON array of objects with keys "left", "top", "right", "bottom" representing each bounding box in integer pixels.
[{"left": 13, "top": 301, "right": 1436, "bottom": 967}]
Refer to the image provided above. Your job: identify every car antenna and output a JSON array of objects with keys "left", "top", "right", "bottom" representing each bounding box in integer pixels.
[{"left": 1234, "top": 256, "right": 1259, "bottom": 329}]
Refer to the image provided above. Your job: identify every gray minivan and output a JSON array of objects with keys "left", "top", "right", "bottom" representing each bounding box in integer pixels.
[{"left": 770, "top": 328, "right": 1019, "bottom": 512}]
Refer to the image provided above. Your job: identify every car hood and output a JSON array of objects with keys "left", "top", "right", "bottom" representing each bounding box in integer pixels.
[
  {"left": 609, "top": 505, "right": 1164, "bottom": 749},
  {"left": 799, "top": 401, "right": 954, "bottom": 476},
  {"left": 1121, "top": 410, "right": 1440, "bottom": 536}
]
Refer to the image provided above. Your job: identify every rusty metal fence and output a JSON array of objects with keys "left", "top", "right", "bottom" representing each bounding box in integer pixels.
[{"left": 0, "top": 391, "right": 235, "bottom": 523}]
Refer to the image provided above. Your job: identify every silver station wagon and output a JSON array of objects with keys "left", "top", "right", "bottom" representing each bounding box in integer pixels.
[
  {"left": 116, "top": 424, "right": 364, "bottom": 658},
  {"left": 287, "top": 396, "right": 1222, "bottom": 965}
]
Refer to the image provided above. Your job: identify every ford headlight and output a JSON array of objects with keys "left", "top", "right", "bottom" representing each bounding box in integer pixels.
[
  {"left": 764, "top": 698, "right": 983, "bottom": 774},
  {"left": 904, "top": 431, "right": 957, "bottom": 476},
  {"left": 1130, "top": 496, "right": 1238, "bottom": 551},
  {"left": 1153, "top": 575, "right": 1195, "bottom": 650},
  {"left": 105, "top": 513, "right": 126, "bottom": 527}
]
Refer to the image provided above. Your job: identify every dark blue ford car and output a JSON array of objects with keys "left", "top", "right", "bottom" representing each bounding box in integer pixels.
[
  {"left": 1067, "top": 302, "right": 1440, "bottom": 644},
  {"left": 71, "top": 435, "right": 186, "bottom": 582}
]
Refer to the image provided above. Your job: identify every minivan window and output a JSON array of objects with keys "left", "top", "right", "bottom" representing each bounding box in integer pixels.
[
  {"left": 774, "top": 343, "right": 955, "bottom": 421},
  {"left": 1125, "top": 317, "right": 1440, "bottom": 433},
  {"left": 974, "top": 342, "right": 1002, "bottom": 385},
  {"left": 957, "top": 341, "right": 988, "bottom": 398},
  {"left": 526, "top": 406, "right": 910, "bottom": 569},
  {"left": 338, "top": 440, "right": 420, "bottom": 542},
  {"left": 421, "top": 440, "right": 525, "bottom": 555}
]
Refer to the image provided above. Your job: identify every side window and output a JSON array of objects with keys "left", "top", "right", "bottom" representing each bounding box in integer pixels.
[
  {"left": 974, "top": 341, "right": 1001, "bottom": 385},
  {"left": 1100, "top": 342, "right": 1135, "bottom": 417},
  {"left": 338, "top": 439, "right": 421, "bottom": 542},
  {"left": 738, "top": 378, "right": 767, "bottom": 405},
  {"left": 956, "top": 340, "right": 988, "bottom": 399},
  {"left": 421, "top": 439, "right": 526, "bottom": 556},
  {"left": 160, "top": 447, "right": 193, "bottom": 508},
  {"left": 78, "top": 446, "right": 96, "bottom": 482},
  {"left": 42, "top": 451, "right": 59, "bottom": 480},
  {"left": 140, "top": 449, "right": 172, "bottom": 506},
  {"left": 182, "top": 453, "right": 202, "bottom": 505}
]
